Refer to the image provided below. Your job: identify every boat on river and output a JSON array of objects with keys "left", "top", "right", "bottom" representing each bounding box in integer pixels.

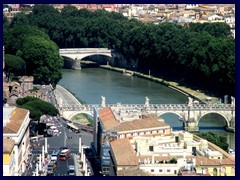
[{"left": 123, "top": 69, "right": 134, "bottom": 76}]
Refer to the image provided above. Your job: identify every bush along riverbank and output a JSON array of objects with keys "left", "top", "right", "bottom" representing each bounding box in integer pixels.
[{"left": 100, "top": 65, "right": 219, "bottom": 104}]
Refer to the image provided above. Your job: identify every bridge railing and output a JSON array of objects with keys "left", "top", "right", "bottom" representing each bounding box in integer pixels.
[{"left": 60, "top": 103, "right": 234, "bottom": 112}]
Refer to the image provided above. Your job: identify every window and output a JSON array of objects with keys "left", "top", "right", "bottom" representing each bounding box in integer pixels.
[
  {"left": 167, "top": 169, "right": 170, "bottom": 172},
  {"left": 151, "top": 169, "right": 154, "bottom": 172},
  {"left": 159, "top": 169, "right": 162, "bottom": 172},
  {"left": 149, "top": 146, "right": 153, "bottom": 151}
]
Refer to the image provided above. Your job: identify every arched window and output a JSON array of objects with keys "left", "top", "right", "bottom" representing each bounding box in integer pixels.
[{"left": 213, "top": 167, "right": 218, "bottom": 176}]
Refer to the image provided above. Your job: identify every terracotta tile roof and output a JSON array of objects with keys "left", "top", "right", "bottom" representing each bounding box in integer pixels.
[
  {"left": 116, "top": 116, "right": 169, "bottom": 132},
  {"left": 195, "top": 156, "right": 222, "bottom": 166},
  {"left": 99, "top": 107, "right": 118, "bottom": 130},
  {"left": 138, "top": 155, "right": 178, "bottom": 163},
  {"left": 221, "top": 158, "right": 235, "bottom": 165},
  {"left": 117, "top": 166, "right": 152, "bottom": 176},
  {"left": 110, "top": 138, "right": 138, "bottom": 166},
  {"left": 3, "top": 138, "right": 15, "bottom": 153},
  {"left": 3, "top": 107, "right": 29, "bottom": 134}
]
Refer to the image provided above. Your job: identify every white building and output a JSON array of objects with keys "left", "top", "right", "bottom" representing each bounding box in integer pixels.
[
  {"left": 3, "top": 106, "right": 31, "bottom": 176},
  {"left": 3, "top": 138, "right": 15, "bottom": 176}
]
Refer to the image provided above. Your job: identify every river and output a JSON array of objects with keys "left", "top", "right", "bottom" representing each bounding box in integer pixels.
[{"left": 58, "top": 68, "right": 235, "bottom": 149}]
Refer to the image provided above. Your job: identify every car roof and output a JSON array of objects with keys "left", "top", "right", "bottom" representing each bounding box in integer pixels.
[
  {"left": 52, "top": 151, "right": 59, "bottom": 156},
  {"left": 61, "top": 149, "right": 70, "bottom": 153},
  {"left": 68, "top": 165, "right": 74, "bottom": 169}
]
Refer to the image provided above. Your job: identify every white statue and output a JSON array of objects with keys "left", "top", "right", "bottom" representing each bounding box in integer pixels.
[
  {"left": 145, "top": 96, "right": 150, "bottom": 107},
  {"left": 101, "top": 96, "right": 106, "bottom": 107},
  {"left": 188, "top": 97, "right": 193, "bottom": 107},
  {"left": 231, "top": 96, "right": 235, "bottom": 107}
]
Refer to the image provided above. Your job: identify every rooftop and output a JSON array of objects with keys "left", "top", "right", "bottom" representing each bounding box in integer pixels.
[
  {"left": 117, "top": 166, "right": 152, "bottom": 176},
  {"left": 110, "top": 138, "right": 138, "bottom": 166},
  {"left": 3, "top": 138, "right": 15, "bottom": 153},
  {"left": 3, "top": 107, "right": 29, "bottom": 134},
  {"left": 98, "top": 107, "right": 118, "bottom": 131},
  {"left": 99, "top": 107, "right": 169, "bottom": 133},
  {"left": 116, "top": 116, "right": 169, "bottom": 132}
]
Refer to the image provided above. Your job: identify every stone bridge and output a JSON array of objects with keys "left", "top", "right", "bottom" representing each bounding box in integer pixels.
[
  {"left": 59, "top": 102, "right": 235, "bottom": 133},
  {"left": 59, "top": 48, "right": 112, "bottom": 69}
]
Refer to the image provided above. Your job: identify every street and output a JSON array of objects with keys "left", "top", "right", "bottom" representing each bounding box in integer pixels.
[{"left": 28, "top": 116, "right": 94, "bottom": 176}]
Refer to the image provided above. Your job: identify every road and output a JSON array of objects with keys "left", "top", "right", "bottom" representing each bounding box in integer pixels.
[
  {"left": 28, "top": 116, "right": 94, "bottom": 176},
  {"left": 26, "top": 85, "right": 98, "bottom": 176}
]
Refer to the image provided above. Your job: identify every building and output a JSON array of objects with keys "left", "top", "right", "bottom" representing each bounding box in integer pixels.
[
  {"left": 18, "top": 76, "right": 34, "bottom": 96},
  {"left": 93, "top": 106, "right": 172, "bottom": 176},
  {"left": 3, "top": 138, "right": 15, "bottom": 176},
  {"left": 108, "top": 130, "right": 235, "bottom": 176},
  {"left": 3, "top": 106, "right": 31, "bottom": 176}
]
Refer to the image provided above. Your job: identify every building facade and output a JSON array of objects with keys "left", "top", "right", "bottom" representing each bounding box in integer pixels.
[{"left": 3, "top": 107, "right": 31, "bottom": 176}]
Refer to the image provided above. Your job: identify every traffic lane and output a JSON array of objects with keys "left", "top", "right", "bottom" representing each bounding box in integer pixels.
[
  {"left": 54, "top": 154, "right": 74, "bottom": 176},
  {"left": 65, "top": 129, "right": 93, "bottom": 149}
]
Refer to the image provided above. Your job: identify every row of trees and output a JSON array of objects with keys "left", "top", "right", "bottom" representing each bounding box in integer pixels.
[{"left": 4, "top": 4, "right": 235, "bottom": 96}]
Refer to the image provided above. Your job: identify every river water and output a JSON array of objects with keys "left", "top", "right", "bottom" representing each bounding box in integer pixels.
[{"left": 59, "top": 68, "right": 235, "bottom": 149}]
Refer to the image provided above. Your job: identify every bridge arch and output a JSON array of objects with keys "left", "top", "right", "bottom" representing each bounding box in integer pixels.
[
  {"left": 158, "top": 111, "right": 184, "bottom": 120},
  {"left": 197, "top": 111, "right": 230, "bottom": 128},
  {"left": 80, "top": 53, "right": 112, "bottom": 60},
  {"left": 68, "top": 111, "right": 93, "bottom": 120}
]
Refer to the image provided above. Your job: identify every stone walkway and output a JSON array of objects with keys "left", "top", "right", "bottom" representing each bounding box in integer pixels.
[{"left": 54, "top": 85, "right": 82, "bottom": 107}]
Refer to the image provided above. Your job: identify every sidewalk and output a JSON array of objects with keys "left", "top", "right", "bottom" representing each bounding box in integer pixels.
[
  {"left": 54, "top": 85, "right": 82, "bottom": 107},
  {"left": 73, "top": 154, "right": 82, "bottom": 176}
]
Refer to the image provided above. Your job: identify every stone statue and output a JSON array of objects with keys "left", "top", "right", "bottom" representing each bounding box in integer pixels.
[
  {"left": 231, "top": 96, "right": 235, "bottom": 107},
  {"left": 188, "top": 97, "right": 193, "bottom": 107},
  {"left": 101, "top": 96, "right": 106, "bottom": 107},
  {"left": 145, "top": 96, "right": 149, "bottom": 107}
]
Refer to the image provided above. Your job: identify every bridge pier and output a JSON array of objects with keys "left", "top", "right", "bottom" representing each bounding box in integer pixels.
[
  {"left": 184, "top": 121, "right": 199, "bottom": 132},
  {"left": 73, "top": 59, "right": 81, "bottom": 69}
]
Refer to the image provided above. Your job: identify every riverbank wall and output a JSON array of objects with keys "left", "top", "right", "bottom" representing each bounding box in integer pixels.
[{"left": 100, "top": 65, "right": 218, "bottom": 104}]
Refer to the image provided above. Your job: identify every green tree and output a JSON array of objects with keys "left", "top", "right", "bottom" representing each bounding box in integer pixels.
[
  {"left": 196, "top": 131, "right": 229, "bottom": 151},
  {"left": 21, "top": 35, "right": 63, "bottom": 85},
  {"left": 4, "top": 25, "right": 50, "bottom": 55},
  {"left": 16, "top": 97, "right": 59, "bottom": 121},
  {"left": 4, "top": 54, "right": 26, "bottom": 79}
]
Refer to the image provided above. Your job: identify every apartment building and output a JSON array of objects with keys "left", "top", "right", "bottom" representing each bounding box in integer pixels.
[
  {"left": 3, "top": 138, "right": 15, "bottom": 176},
  {"left": 108, "top": 130, "right": 235, "bottom": 176},
  {"left": 3, "top": 106, "right": 31, "bottom": 176},
  {"left": 93, "top": 106, "right": 171, "bottom": 176}
]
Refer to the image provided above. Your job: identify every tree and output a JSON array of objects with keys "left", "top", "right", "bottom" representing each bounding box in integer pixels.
[
  {"left": 169, "top": 158, "right": 177, "bottom": 164},
  {"left": 4, "top": 54, "right": 26, "bottom": 79},
  {"left": 21, "top": 35, "right": 63, "bottom": 85},
  {"left": 4, "top": 25, "right": 50, "bottom": 55},
  {"left": 16, "top": 97, "right": 59, "bottom": 121},
  {"left": 196, "top": 131, "right": 229, "bottom": 152}
]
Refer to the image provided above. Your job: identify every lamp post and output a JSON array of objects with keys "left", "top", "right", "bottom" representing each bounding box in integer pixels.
[{"left": 79, "top": 135, "right": 82, "bottom": 153}]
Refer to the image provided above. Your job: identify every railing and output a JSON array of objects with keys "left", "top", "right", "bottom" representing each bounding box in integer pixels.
[
  {"left": 59, "top": 103, "right": 234, "bottom": 112},
  {"left": 59, "top": 48, "right": 111, "bottom": 54}
]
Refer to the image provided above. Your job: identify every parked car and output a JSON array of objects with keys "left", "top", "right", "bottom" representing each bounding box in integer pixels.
[
  {"left": 47, "top": 163, "right": 57, "bottom": 176},
  {"left": 68, "top": 165, "right": 75, "bottom": 176}
]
